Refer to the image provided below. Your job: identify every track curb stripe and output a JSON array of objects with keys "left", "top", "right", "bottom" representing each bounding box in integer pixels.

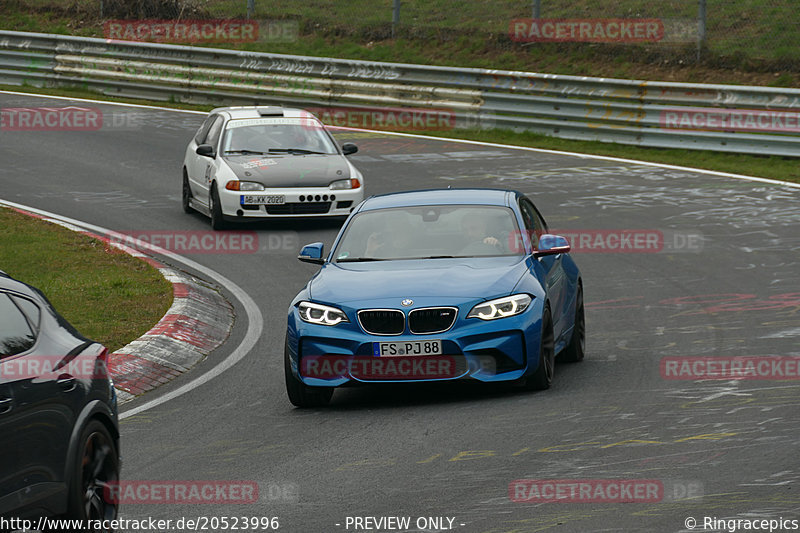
[{"left": 5, "top": 206, "right": 234, "bottom": 404}]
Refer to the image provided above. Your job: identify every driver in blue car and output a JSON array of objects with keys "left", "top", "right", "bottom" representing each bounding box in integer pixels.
[{"left": 460, "top": 215, "right": 502, "bottom": 255}]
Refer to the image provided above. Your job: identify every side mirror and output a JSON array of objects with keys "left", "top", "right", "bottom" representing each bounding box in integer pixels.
[
  {"left": 298, "top": 242, "right": 325, "bottom": 264},
  {"left": 196, "top": 144, "right": 216, "bottom": 158},
  {"left": 341, "top": 143, "right": 358, "bottom": 155},
  {"left": 534, "top": 234, "right": 571, "bottom": 257}
]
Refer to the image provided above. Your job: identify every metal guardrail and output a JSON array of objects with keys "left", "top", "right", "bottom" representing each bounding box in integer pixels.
[{"left": 1, "top": 30, "right": 799, "bottom": 156}]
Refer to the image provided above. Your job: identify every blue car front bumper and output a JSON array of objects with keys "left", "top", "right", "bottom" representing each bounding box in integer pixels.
[{"left": 286, "top": 297, "right": 544, "bottom": 387}]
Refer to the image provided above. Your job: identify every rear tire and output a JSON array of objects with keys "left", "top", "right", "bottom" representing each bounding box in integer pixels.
[
  {"left": 526, "top": 306, "right": 555, "bottom": 390},
  {"left": 209, "top": 184, "right": 227, "bottom": 230},
  {"left": 560, "top": 285, "right": 585, "bottom": 363},
  {"left": 284, "top": 339, "right": 333, "bottom": 408},
  {"left": 182, "top": 170, "right": 193, "bottom": 214},
  {"left": 66, "top": 420, "right": 119, "bottom": 531}
]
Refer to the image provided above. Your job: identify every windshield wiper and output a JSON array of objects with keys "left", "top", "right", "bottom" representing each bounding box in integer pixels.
[
  {"left": 268, "top": 148, "right": 326, "bottom": 155},
  {"left": 225, "top": 149, "right": 267, "bottom": 155},
  {"left": 336, "top": 257, "right": 388, "bottom": 262}
]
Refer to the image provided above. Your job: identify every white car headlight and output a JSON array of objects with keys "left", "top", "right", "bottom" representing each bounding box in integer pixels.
[
  {"left": 329, "top": 178, "right": 361, "bottom": 190},
  {"left": 225, "top": 180, "right": 264, "bottom": 191},
  {"left": 298, "top": 301, "right": 349, "bottom": 326},
  {"left": 467, "top": 294, "right": 532, "bottom": 320}
]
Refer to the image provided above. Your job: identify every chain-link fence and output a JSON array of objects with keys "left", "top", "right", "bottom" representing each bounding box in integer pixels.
[{"left": 5, "top": 1, "right": 799, "bottom": 82}]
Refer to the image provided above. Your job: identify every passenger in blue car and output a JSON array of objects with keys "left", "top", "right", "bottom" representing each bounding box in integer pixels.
[
  {"left": 365, "top": 229, "right": 414, "bottom": 258},
  {"left": 363, "top": 211, "right": 415, "bottom": 259}
]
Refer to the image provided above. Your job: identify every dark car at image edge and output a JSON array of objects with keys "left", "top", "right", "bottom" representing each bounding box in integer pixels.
[{"left": 0, "top": 270, "right": 120, "bottom": 528}]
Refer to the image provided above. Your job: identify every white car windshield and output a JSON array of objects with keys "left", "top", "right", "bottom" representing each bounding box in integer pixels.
[
  {"left": 334, "top": 205, "right": 524, "bottom": 262},
  {"left": 222, "top": 118, "right": 338, "bottom": 155}
]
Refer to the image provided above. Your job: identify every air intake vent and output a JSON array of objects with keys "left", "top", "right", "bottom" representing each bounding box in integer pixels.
[
  {"left": 357, "top": 309, "right": 405, "bottom": 335},
  {"left": 408, "top": 307, "right": 458, "bottom": 334},
  {"left": 266, "top": 202, "right": 331, "bottom": 215}
]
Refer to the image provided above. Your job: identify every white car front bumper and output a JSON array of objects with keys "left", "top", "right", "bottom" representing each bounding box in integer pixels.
[{"left": 219, "top": 186, "right": 364, "bottom": 218}]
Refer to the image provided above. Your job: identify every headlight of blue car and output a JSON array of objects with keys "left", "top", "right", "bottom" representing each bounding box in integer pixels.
[
  {"left": 467, "top": 294, "right": 532, "bottom": 320},
  {"left": 298, "top": 301, "right": 349, "bottom": 326}
]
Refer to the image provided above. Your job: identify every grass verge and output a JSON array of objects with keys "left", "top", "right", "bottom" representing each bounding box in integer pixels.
[
  {"left": 0, "top": 207, "right": 172, "bottom": 352},
  {"left": 3, "top": 83, "right": 798, "bottom": 184}
]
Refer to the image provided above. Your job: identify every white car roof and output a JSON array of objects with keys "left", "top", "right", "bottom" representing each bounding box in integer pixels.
[{"left": 209, "top": 106, "right": 317, "bottom": 121}]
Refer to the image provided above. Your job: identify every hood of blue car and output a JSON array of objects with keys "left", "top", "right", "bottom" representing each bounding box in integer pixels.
[{"left": 309, "top": 256, "right": 531, "bottom": 304}]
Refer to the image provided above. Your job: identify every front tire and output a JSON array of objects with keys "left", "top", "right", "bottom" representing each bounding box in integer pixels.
[
  {"left": 66, "top": 420, "right": 119, "bottom": 530},
  {"left": 284, "top": 339, "right": 333, "bottom": 408},
  {"left": 560, "top": 285, "right": 585, "bottom": 362},
  {"left": 182, "top": 170, "right": 193, "bottom": 214},
  {"left": 526, "top": 306, "right": 555, "bottom": 390},
  {"left": 209, "top": 184, "right": 227, "bottom": 230}
]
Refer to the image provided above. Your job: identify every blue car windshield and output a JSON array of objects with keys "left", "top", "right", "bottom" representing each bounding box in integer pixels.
[{"left": 334, "top": 205, "right": 524, "bottom": 262}]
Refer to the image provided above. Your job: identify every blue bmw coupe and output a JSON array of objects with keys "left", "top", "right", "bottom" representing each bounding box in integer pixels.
[{"left": 285, "top": 189, "right": 584, "bottom": 407}]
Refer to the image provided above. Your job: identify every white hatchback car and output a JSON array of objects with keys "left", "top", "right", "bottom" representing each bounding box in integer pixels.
[{"left": 182, "top": 106, "right": 364, "bottom": 229}]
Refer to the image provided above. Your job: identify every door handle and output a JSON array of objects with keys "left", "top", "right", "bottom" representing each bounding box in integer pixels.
[
  {"left": 0, "top": 397, "right": 12, "bottom": 414},
  {"left": 57, "top": 374, "right": 77, "bottom": 392}
]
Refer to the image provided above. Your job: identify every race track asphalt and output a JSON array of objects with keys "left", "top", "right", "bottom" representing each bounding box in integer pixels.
[{"left": 1, "top": 93, "right": 799, "bottom": 532}]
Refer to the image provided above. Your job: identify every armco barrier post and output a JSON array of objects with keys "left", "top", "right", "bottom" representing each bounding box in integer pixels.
[
  {"left": 697, "top": 0, "right": 706, "bottom": 61},
  {"left": 532, "top": 0, "right": 540, "bottom": 19},
  {"left": 392, "top": 0, "right": 401, "bottom": 39}
]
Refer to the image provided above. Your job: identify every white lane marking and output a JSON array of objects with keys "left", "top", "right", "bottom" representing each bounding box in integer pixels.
[
  {"left": 0, "top": 198, "right": 263, "bottom": 419},
  {"left": 2, "top": 89, "right": 798, "bottom": 189},
  {"left": 0, "top": 89, "right": 207, "bottom": 114}
]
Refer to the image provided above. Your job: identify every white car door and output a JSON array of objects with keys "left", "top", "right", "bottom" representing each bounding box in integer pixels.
[
  {"left": 186, "top": 114, "right": 214, "bottom": 202},
  {"left": 199, "top": 116, "right": 226, "bottom": 206},
  {"left": 190, "top": 115, "right": 225, "bottom": 207}
]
